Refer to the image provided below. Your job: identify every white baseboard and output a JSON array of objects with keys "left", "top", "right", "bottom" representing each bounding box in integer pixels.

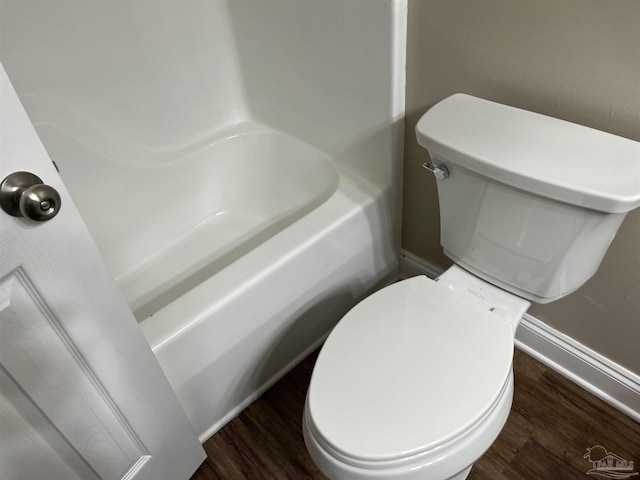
[
  {"left": 516, "top": 315, "right": 640, "bottom": 423},
  {"left": 400, "top": 250, "right": 445, "bottom": 279},
  {"left": 400, "top": 250, "right": 640, "bottom": 423}
]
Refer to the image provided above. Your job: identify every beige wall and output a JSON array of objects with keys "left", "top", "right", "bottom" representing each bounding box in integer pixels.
[{"left": 403, "top": 0, "right": 640, "bottom": 374}]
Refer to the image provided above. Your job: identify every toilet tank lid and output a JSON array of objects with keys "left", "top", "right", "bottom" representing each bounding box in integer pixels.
[{"left": 416, "top": 94, "right": 640, "bottom": 213}]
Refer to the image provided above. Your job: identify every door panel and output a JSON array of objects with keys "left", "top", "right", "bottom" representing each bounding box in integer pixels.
[
  {"left": 1, "top": 365, "right": 96, "bottom": 480},
  {"left": 0, "top": 267, "right": 146, "bottom": 479},
  {"left": 0, "top": 63, "right": 205, "bottom": 480}
]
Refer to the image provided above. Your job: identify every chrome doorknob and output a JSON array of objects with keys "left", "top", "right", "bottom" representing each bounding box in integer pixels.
[{"left": 0, "top": 171, "right": 61, "bottom": 222}]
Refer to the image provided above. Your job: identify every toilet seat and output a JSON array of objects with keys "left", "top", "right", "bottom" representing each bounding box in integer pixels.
[{"left": 304, "top": 275, "right": 515, "bottom": 479}]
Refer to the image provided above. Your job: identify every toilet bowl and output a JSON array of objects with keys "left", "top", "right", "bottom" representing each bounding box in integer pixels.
[
  {"left": 302, "top": 94, "right": 640, "bottom": 480},
  {"left": 303, "top": 273, "right": 527, "bottom": 480}
]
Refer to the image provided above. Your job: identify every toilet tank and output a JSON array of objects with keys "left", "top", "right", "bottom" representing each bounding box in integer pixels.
[{"left": 416, "top": 94, "right": 640, "bottom": 303}]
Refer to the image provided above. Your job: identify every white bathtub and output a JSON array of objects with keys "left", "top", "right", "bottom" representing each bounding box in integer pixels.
[
  {"left": 37, "top": 118, "right": 397, "bottom": 440},
  {"left": 139, "top": 145, "right": 397, "bottom": 441},
  {"left": 3, "top": 0, "right": 404, "bottom": 442}
]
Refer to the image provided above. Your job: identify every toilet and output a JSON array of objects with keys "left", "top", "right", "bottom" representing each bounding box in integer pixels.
[{"left": 302, "top": 94, "right": 640, "bottom": 480}]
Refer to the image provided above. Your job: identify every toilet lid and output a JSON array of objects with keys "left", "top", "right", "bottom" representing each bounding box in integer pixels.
[{"left": 307, "top": 275, "right": 514, "bottom": 463}]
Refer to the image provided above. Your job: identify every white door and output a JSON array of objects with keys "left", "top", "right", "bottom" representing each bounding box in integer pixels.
[{"left": 0, "top": 65, "right": 205, "bottom": 479}]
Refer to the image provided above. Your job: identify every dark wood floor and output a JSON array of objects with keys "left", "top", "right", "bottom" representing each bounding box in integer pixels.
[{"left": 191, "top": 348, "right": 640, "bottom": 479}]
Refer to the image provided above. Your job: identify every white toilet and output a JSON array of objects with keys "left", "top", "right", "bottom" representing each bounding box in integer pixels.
[{"left": 302, "top": 94, "right": 640, "bottom": 480}]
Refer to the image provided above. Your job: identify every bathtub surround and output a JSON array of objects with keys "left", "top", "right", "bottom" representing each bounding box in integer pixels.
[
  {"left": 1, "top": 0, "right": 405, "bottom": 442},
  {"left": 403, "top": 1, "right": 640, "bottom": 381}
]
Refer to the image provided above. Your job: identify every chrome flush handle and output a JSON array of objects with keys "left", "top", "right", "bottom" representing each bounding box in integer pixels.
[{"left": 422, "top": 162, "right": 449, "bottom": 180}]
